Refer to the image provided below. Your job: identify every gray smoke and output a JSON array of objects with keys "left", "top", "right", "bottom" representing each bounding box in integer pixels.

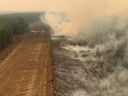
[
  {"left": 66, "top": 15, "right": 128, "bottom": 96},
  {"left": 75, "top": 15, "right": 128, "bottom": 68}
]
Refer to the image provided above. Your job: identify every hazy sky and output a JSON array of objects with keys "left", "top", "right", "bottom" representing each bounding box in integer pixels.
[{"left": 0, "top": 0, "right": 128, "bottom": 13}]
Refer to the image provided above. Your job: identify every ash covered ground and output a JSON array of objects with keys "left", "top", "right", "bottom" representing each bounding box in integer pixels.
[{"left": 51, "top": 33, "right": 128, "bottom": 96}]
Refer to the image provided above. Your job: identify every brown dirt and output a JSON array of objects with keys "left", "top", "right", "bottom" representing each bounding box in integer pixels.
[
  {"left": 0, "top": 34, "right": 25, "bottom": 64},
  {"left": 0, "top": 32, "right": 53, "bottom": 96}
]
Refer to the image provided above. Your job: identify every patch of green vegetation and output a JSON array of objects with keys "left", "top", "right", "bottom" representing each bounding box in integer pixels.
[
  {"left": 0, "top": 15, "right": 29, "bottom": 50},
  {"left": 0, "top": 12, "right": 44, "bottom": 50}
]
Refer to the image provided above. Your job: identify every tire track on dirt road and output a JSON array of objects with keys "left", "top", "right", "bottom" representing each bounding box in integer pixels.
[{"left": 0, "top": 32, "right": 53, "bottom": 96}]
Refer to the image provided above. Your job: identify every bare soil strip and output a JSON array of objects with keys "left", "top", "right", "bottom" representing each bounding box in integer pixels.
[{"left": 0, "top": 32, "right": 53, "bottom": 96}]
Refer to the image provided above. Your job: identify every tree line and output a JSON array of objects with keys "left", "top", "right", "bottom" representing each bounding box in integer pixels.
[{"left": 0, "top": 16, "right": 28, "bottom": 50}]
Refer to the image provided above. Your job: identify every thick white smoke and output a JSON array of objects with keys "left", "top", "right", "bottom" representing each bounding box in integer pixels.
[
  {"left": 43, "top": 0, "right": 108, "bottom": 36},
  {"left": 64, "top": 14, "right": 128, "bottom": 96},
  {"left": 42, "top": 0, "right": 128, "bottom": 96},
  {"left": 40, "top": 0, "right": 128, "bottom": 37}
]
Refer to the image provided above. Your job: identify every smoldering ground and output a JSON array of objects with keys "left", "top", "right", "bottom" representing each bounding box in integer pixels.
[
  {"left": 52, "top": 15, "right": 128, "bottom": 96},
  {"left": 41, "top": 0, "right": 128, "bottom": 96},
  {"left": 71, "top": 15, "right": 128, "bottom": 96}
]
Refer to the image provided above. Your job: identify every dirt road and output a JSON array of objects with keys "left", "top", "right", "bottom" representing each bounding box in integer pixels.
[{"left": 0, "top": 32, "right": 53, "bottom": 96}]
